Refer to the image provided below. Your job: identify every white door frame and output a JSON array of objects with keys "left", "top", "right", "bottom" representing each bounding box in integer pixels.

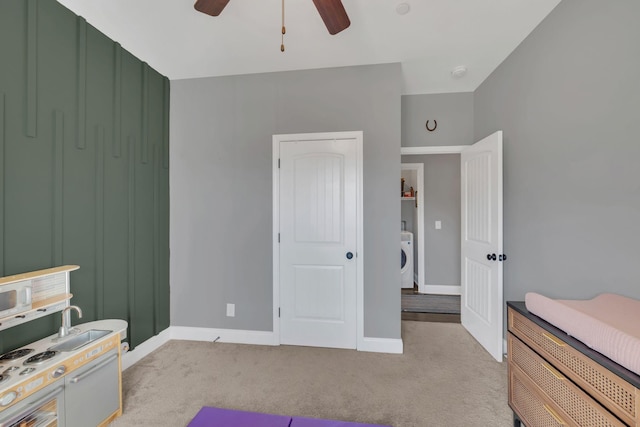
[
  {"left": 400, "top": 145, "right": 466, "bottom": 295},
  {"left": 273, "top": 131, "right": 364, "bottom": 349},
  {"left": 400, "top": 163, "right": 425, "bottom": 292},
  {"left": 401, "top": 141, "right": 504, "bottom": 361},
  {"left": 401, "top": 146, "right": 468, "bottom": 155}
]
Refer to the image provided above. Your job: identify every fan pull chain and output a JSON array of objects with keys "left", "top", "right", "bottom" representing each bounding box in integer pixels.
[{"left": 281, "top": 0, "right": 286, "bottom": 52}]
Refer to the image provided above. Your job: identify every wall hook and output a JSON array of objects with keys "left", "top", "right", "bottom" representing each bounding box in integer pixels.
[{"left": 425, "top": 120, "right": 437, "bottom": 132}]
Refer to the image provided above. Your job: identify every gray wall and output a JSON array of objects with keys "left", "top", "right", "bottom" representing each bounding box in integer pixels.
[
  {"left": 401, "top": 93, "right": 472, "bottom": 288},
  {"left": 170, "top": 64, "right": 402, "bottom": 339},
  {"left": 402, "top": 93, "right": 474, "bottom": 147},
  {"left": 400, "top": 203, "right": 414, "bottom": 235},
  {"left": 403, "top": 155, "right": 461, "bottom": 286},
  {"left": 474, "top": 0, "right": 640, "bottom": 301}
]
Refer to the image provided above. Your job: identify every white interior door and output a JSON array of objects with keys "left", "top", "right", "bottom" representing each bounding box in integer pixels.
[
  {"left": 277, "top": 133, "right": 359, "bottom": 349},
  {"left": 461, "top": 131, "right": 503, "bottom": 362}
]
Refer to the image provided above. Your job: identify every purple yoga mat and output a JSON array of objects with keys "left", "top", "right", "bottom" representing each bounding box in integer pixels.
[
  {"left": 187, "top": 407, "right": 292, "bottom": 427},
  {"left": 291, "top": 417, "right": 391, "bottom": 427}
]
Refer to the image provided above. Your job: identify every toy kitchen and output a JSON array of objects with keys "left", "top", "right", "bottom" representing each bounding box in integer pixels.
[{"left": 0, "top": 265, "right": 128, "bottom": 427}]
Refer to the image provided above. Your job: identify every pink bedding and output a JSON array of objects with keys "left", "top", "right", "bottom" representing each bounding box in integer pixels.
[{"left": 525, "top": 293, "right": 640, "bottom": 376}]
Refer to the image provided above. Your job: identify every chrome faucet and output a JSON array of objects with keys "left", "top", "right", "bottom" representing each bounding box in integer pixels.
[{"left": 59, "top": 305, "right": 83, "bottom": 338}]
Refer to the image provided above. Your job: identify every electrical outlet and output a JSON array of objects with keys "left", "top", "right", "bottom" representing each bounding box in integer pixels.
[
  {"left": 435, "top": 220, "right": 442, "bottom": 230},
  {"left": 226, "top": 303, "right": 235, "bottom": 317}
]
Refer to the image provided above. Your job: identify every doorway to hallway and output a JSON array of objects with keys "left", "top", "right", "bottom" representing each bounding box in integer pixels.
[{"left": 400, "top": 288, "right": 460, "bottom": 323}]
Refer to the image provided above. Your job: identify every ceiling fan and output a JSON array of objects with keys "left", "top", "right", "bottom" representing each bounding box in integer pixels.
[{"left": 193, "top": 0, "right": 351, "bottom": 35}]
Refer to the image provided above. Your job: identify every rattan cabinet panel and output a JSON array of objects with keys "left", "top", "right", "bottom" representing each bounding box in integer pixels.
[
  {"left": 510, "top": 369, "right": 569, "bottom": 427},
  {"left": 509, "top": 334, "right": 625, "bottom": 427},
  {"left": 509, "top": 307, "right": 639, "bottom": 426},
  {"left": 507, "top": 303, "right": 640, "bottom": 427}
]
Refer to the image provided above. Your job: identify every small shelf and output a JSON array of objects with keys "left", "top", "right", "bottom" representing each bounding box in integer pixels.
[
  {"left": 0, "top": 266, "right": 77, "bottom": 331},
  {"left": 401, "top": 197, "right": 415, "bottom": 201},
  {"left": 0, "top": 293, "right": 73, "bottom": 331},
  {"left": 33, "top": 293, "right": 74, "bottom": 310},
  {"left": 0, "top": 265, "right": 79, "bottom": 286}
]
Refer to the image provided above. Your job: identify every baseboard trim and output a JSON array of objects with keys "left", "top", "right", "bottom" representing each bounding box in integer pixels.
[
  {"left": 422, "top": 285, "right": 461, "bottom": 295},
  {"left": 122, "top": 328, "right": 403, "bottom": 370},
  {"left": 121, "top": 328, "right": 171, "bottom": 371},
  {"left": 359, "top": 337, "right": 404, "bottom": 354},
  {"left": 170, "top": 326, "right": 278, "bottom": 346},
  {"left": 121, "top": 327, "right": 277, "bottom": 371}
]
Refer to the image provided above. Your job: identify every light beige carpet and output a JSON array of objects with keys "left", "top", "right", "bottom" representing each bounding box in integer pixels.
[{"left": 109, "top": 321, "right": 512, "bottom": 427}]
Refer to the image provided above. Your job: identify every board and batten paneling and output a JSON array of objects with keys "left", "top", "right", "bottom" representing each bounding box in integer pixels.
[{"left": 0, "top": 0, "right": 169, "bottom": 352}]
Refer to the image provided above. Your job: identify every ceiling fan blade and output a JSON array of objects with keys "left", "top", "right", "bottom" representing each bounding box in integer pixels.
[
  {"left": 194, "top": 0, "right": 231, "bottom": 17},
  {"left": 312, "top": 0, "right": 351, "bottom": 35}
]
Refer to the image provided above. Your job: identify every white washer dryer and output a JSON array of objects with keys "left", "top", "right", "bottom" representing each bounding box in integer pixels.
[{"left": 401, "top": 231, "right": 414, "bottom": 288}]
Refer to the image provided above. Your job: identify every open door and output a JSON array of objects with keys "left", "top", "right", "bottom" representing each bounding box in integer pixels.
[{"left": 460, "top": 131, "right": 503, "bottom": 362}]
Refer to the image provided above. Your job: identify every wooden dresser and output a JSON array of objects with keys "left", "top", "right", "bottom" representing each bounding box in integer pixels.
[{"left": 507, "top": 301, "right": 640, "bottom": 427}]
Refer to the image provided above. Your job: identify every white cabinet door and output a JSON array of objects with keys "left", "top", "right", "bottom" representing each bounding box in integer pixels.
[{"left": 64, "top": 350, "right": 119, "bottom": 427}]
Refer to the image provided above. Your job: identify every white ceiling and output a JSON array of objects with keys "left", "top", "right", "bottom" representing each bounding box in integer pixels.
[{"left": 55, "top": 0, "right": 561, "bottom": 95}]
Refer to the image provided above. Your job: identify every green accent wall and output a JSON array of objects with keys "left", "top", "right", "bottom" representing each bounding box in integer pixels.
[{"left": 0, "top": 0, "right": 170, "bottom": 352}]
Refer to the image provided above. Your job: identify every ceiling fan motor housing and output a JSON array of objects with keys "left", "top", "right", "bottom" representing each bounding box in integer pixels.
[{"left": 194, "top": 0, "right": 351, "bottom": 35}]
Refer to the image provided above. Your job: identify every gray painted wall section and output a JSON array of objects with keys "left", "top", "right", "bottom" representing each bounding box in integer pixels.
[
  {"left": 170, "top": 64, "right": 402, "bottom": 339},
  {"left": 474, "top": 0, "right": 640, "bottom": 301},
  {"left": 402, "top": 93, "right": 474, "bottom": 147},
  {"left": 400, "top": 93, "right": 471, "bottom": 288},
  {"left": 400, "top": 203, "right": 414, "bottom": 236},
  {"left": 403, "top": 154, "right": 461, "bottom": 286}
]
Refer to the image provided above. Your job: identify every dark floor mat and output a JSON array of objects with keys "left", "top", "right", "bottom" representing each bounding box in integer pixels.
[{"left": 401, "top": 293, "right": 461, "bottom": 314}]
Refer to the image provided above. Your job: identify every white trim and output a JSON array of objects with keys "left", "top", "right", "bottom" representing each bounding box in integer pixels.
[
  {"left": 401, "top": 145, "right": 467, "bottom": 155},
  {"left": 121, "top": 327, "right": 279, "bottom": 370},
  {"left": 171, "top": 326, "right": 278, "bottom": 346},
  {"left": 401, "top": 163, "right": 424, "bottom": 292},
  {"left": 359, "top": 337, "right": 404, "bottom": 354},
  {"left": 401, "top": 145, "right": 468, "bottom": 304},
  {"left": 272, "top": 131, "right": 364, "bottom": 351},
  {"left": 122, "top": 326, "right": 404, "bottom": 371},
  {"left": 423, "top": 285, "right": 461, "bottom": 295},
  {"left": 121, "top": 328, "right": 171, "bottom": 371},
  {"left": 355, "top": 133, "right": 365, "bottom": 352},
  {"left": 272, "top": 139, "right": 281, "bottom": 345}
]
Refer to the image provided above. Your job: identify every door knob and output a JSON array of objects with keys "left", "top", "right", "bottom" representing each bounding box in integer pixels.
[
  {"left": 487, "top": 253, "right": 496, "bottom": 261},
  {"left": 499, "top": 254, "right": 507, "bottom": 261},
  {"left": 52, "top": 366, "right": 66, "bottom": 378},
  {"left": 346, "top": 252, "right": 354, "bottom": 260}
]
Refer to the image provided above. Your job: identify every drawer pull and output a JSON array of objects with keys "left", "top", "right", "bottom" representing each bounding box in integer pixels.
[
  {"left": 542, "top": 332, "right": 567, "bottom": 347},
  {"left": 543, "top": 403, "right": 566, "bottom": 425},
  {"left": 542, "top": 362, "right": 566, "bottom": 380}
]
